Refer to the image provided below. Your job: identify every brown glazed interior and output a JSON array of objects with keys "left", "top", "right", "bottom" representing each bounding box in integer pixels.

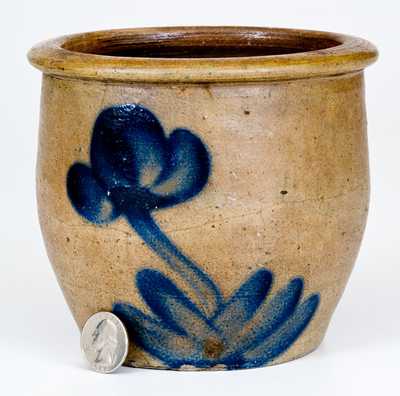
[
  {"left": 61, "top": 29, "right": 341, "bottom": 58},
  {"left": 28, "top": 26, "right": 377, "bottom": 82}
]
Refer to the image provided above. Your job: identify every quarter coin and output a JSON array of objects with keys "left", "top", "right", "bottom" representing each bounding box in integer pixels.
[{"left": 81, "top": 312, "right": 129, "bottom": 373}]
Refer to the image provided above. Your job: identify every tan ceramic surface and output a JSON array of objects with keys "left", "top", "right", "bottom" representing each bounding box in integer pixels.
[{"left": 37, "top": 71, "right": 369, "bottom": 368}]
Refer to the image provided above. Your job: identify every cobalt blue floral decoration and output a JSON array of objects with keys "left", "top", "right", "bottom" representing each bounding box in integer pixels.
[
  {"left": 67, "top": 103, "right": 320, "bottom": 369},
  {"left": 113, "top": 269, "right": 319, "bottom": 369},
  {"left": 67, "top": 104, "right": 221, "bottom": 315}
]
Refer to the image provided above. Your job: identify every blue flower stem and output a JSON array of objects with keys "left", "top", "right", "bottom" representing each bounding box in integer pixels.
[{"left": 125, "top": 210, "right": 223, "bottom": 317}]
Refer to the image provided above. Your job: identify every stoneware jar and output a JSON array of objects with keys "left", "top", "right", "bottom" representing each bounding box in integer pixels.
[{"left": 28, "top": 27, "right": 378, "bottom": 370}]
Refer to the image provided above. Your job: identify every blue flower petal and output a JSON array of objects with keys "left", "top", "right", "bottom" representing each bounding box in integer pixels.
[
  {"left": 222, "top": 277, "right": 304, "bottom": 360},
  {"left": 150, "top": 128, "right": 211, "bottom": 207},
  {"left": 66, "top": 163, "right": 120, "bottom": 224},
  {"left": 136, "top": 269, "right": 218, "bottom": 340},
  {"left": 90, "top": 104, "right": 168, "bottom": 196},
  {"left": 240, "top": 294, "right": 320, "bottom": 368},
  {"left": 213, "top": 269, "right": 273, "bottom": 340},
  {"left": 112, "top": 302, "right": 203, "bottom": 368}
]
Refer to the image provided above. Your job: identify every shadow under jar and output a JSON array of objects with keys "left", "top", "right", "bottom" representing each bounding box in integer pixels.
[{"left": 28, "top": 26, "right": 377, "bottom": 370}]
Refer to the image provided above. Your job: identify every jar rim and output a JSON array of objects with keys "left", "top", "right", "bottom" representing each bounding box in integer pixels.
[{"left": 28, "top": 26, "right": 378, "bottom": 83}]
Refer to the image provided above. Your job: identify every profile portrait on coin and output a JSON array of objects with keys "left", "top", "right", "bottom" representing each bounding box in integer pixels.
[{"left": 91, "top": 319, "right": 119, "bottom": 366}]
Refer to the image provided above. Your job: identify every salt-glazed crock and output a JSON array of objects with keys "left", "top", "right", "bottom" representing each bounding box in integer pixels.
[{"left": 28, "top": 27, "right": 378, "bottom": 370}]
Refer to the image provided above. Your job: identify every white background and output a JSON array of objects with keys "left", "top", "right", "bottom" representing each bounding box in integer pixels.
[{"left": 1, "top": 1, "right": 399, "bottom": 395}]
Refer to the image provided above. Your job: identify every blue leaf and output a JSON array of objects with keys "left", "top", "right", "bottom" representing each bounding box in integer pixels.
[
  {"left": 241, "top": 294, "right": 320, "bottom": 368},
  {"left": 227, "top": 277, "right": 305, "bottom": 357},
  {"left": 66, "top": 163, "right": 120, "bottom": 224},
  {"left": 112, "top": 302, "right": 203, "bottom": 368},
  {"left": 136, "top": 269, "right": 219, "bottom": 340},
  {"left": 213, "top": 269, "right": 273, "bottom": 340},
  {"left": 150, "top": 128, "right": 211, "bottom": 207}
]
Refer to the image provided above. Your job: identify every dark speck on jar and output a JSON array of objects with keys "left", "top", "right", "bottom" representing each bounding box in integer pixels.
[{"left": 203, "top": 338, "right": 224, "bottom": 359}]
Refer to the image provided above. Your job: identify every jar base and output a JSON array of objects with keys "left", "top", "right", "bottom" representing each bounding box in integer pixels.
[{"left": 122, "top": 343, "right": 322, "bottom": 371}]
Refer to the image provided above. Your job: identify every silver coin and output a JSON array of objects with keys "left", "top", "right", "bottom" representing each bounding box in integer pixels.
[{"left": 81, "top": 312, "right": 129, "bottom": 374}]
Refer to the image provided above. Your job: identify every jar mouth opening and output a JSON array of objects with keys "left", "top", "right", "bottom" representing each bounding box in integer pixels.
[
  {"left": 61, "top": 29, "right": 342, "bottom": 59},
  {"left": 28, "top": 26, "right": 378, "bottom": 83}
]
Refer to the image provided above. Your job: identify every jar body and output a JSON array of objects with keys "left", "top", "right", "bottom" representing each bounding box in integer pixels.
[{"left": 37, "top": 72, "right": 369, "bottom": 370}]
